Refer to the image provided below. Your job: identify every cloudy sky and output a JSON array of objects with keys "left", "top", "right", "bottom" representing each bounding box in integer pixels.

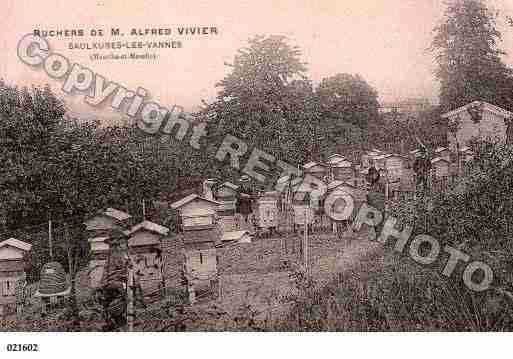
[{"left": 3, "top": 0, "right": 513, "bottom": 122}]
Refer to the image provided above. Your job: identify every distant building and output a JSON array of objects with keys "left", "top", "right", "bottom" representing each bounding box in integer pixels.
[
  {"left": 0, "top": 238, "right": 32, "bottom": 316},
  {"left": 379, "top": 98, "right": 432, "bottom": 116},
  {"left": 442, "top": 101, "right": 513, "bottom": 151}
]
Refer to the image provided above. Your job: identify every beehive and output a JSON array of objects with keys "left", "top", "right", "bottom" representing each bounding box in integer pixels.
[
  {"left": 255, "top": 191, "right": 279, "bottom": 229},
  {"left": 36, "top": 262, "right": 70, "bottom": 297}
]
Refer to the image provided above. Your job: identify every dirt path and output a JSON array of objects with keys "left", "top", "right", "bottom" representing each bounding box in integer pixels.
[
  {"left": 213, "top": 227, "right": 383, "bottom": 320},
  {"left": 308, "top": 227, "right": 383, "bottom": 286}
]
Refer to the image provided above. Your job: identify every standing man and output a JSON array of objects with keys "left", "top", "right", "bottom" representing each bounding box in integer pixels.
[
  {"left": 15, "top": 278, "right": 27, "bottom": 317},
  {"left": 413, "top": 147, "right": 432, "bottom": 195},
  {"left": 237, "top": 175, "right": 255, "bottom": 230}
]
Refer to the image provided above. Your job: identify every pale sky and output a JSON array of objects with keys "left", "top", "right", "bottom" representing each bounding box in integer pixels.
[{"left": 3, "top": 0, "right": 513, "bottom": 122}]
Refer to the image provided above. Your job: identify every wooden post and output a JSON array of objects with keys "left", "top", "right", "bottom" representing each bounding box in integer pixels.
[
  {"left": 384, "top": 169, "right": 389, "bottom": 214},
  {"left": 304, "top": 206, "right": 308, "bottom": 272},
  {"left": 48, "top": 219, "right": 53, "bottom": 259},
  {"left": 127, "top": 265, "right": 134, "bottom": 331}
]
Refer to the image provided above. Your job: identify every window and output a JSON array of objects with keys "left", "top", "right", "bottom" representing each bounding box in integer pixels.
[{"left": 199, "top": 252, "right": 203, "bottom": 265}]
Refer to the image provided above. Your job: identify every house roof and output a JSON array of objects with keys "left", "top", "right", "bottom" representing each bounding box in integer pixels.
[
  {"left": 386, "top": 153, "right": 409, "bottom": 160},
  {"left": 329, "top": 158, "right": 352, "bottom": 167},
  {"left": 431, "top": 157, "right": 450, "bottom": 164},
  {"left": 303, "top": 161, "right": 325, "bottom": 170},
  {"left": 84, "top": 208, "right": 131, "bottom": 225},
  {"left": 441, "top": 101, "right": 513, "bottom": 119},
  {"left": 170, "top": 194, "right": 222, "bottom": 209},
  {"left": 0, "top": 238, "right": 32, "bottom": 252},
  {"left": 327, "top": 153, "right": 345, "bottom": 160},
  {"left": 277, "top": 175, "right": 291, "bottom": 184},
  {"left": 220, "top": 182, "right": 239, "bottom": 190},
  {"left": 128, "top": 220, "right": 169, "bottom": 236},
  {"left": 221, "top": 230, "right": 251, "bottom": 242},
  {"left": 435, "top": 146, "right": 448, "bottom": 153},
  {"left": 104, "top": 208, "right": 131, "bottom": 221},
  {"left": 327, "top": 180, "right": 345, "bottom": 190},
  {"left": 373, "top": 154, "right": 390, "bottom": 160},
  {"left": 459, "top": 146, "right": 474, "bottom": 154}
]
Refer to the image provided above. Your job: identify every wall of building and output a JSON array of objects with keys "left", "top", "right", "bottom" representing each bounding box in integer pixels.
[
  {"left": 448, "top": 110, "right": 507, "bottom": 150},
  {"left": 0, "top": 247, "right": 25, "bottom": 260}
]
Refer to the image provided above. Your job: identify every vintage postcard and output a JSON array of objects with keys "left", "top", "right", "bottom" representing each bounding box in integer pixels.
[{"left": 1, "top": 0, "right": 513, "bottom": 356}]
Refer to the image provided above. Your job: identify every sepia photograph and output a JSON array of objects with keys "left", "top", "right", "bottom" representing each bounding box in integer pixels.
[{"left": 1, "top": 0, "right": 513, "bottom": 357}]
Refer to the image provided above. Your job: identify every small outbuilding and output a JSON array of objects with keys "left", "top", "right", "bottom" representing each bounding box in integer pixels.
[
  {"left": 0, "top": 238, "right": 32, "bottom": 316},
  {"left": 127, "top": 220, "right": 169, "bottom": 296},
  {"left": 303, "top": 161, "right": 328, "bottom": 180}
]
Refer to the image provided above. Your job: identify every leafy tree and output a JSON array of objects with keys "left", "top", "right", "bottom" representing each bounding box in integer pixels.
[
  {"left": 316, "top": 73, "right": 380, "bottom": 130},
  {"left": 431, "top": 0, "right": 513, "bottom": 111},
  {"left": 200, "top": 35, "right": 328, "bottom": 171}
]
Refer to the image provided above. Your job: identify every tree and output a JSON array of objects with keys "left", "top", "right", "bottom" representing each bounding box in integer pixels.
[
  {"left": 431, "top": 0, "right": 513, "bottom": 112},
  {"left": 316, "top": 73, "right": 380, "bottom": 130},
  {"left": 201, "top": 35, "right": 327, "bottom": 170}
]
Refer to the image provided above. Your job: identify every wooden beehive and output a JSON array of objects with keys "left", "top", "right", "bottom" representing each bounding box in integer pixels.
[
  {"left": 84, "top": 208, "right": 131, "bottom": 234},
  {"left": 215, "top": 182, "right": 239, "bottom": 216},
  {"left": 171, "top": 194, "right": 222, "bottom": 250},
  {"left": 171, "top": 194, "right": 221, "bottom": 229},
  {"left": 431, "top": 157, "right": 451, "bottom": 178},
  {"left": 329, "top": 157, "right": 354, "bottom": 182},
  {"left": 291, "top": 191, "right": 315, "bottom": 225},
  {"left": 0, "top": 238, "right": 32, "bottom": 316},
  {"left": 255, "top": 191, "right": 279, "bottom": 229},
  {"left": 127, "top": 221, "right": 169, "bottom": 295},
  {"left": 303, "top": 161, "right": 328, "bottom": 180}
]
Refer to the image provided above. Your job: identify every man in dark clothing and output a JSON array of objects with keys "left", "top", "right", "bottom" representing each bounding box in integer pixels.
[
  {"left": 413, "top": 148, "right": 432, "bottom": 195},
  {"left": 237, "top": 175, "right": 255, "bottom": 226}
]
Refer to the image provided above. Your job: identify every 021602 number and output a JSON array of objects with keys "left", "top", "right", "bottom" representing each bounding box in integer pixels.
[{"left": 6, "top": 344, "right": 39, "bottom": 352}]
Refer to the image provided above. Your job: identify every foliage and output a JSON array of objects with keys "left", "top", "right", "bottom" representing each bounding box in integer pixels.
[
  {"left": 431, "top": 0, "right": 513, "bottom": 111},
  {"left": 278, "top": 252, "right": 513, "bottom": 331},
  {"left": 316, "top": 73, "right": 380, "bottom": 130}
]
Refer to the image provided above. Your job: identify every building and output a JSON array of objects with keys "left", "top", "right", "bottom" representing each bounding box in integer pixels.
[
  {"left": 0, "top": 238, "right": 32, "bottom": 316},
  {"left": 432, "top": 157, "right": 450, "bottom": 177},
  {"left": 302, "top": 161, "right": 328, "bottom": 180},
  {"left": 214, "top": 182, "right": 240, "bottom": 233},
  {"left": 442, "top": 101, "right": 513, "bottom": 152},
  {"left": 88, "top": 236, "right": 110, "bottom": 289},
  {"left": 435, "top": 146, "right": 452, "bottom": 162},
  {"left": 85, "top": 208, "right": 131, "bottom": 289},
  {"left": 431, "top": 157, "right": 451, "bottom": 192},
  {"left": 382, "top": 154, "right": 410, "bottom": 183},
  {"left": 327, "top": 155, "right": 354, "bottom": 182},
  {"left": 171, "top": 194, "right": 222, "bottom": 303},
  {"left": 127, "top": 220, "right": 169, "bottom": 295},
  {"left": 220, "top": 230, "right": 252, "bottom": 245},
  {"left": 254, "top": 191, "right": 279, "bottom": 235},
  {"left": 379, "top": 98, "right": 431, "bottom": 116},
  {"left": 84, "top": 208, "right": 132, "bottom": 233},
  {"left": 171, "top": 194, "right": 221, "bottom": 234},
  {"left": 361, "top": 149, "right": 385, "bottom": 169},
  {"left": 214, "top": 182, "right": 239, "bottom": 215}
]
